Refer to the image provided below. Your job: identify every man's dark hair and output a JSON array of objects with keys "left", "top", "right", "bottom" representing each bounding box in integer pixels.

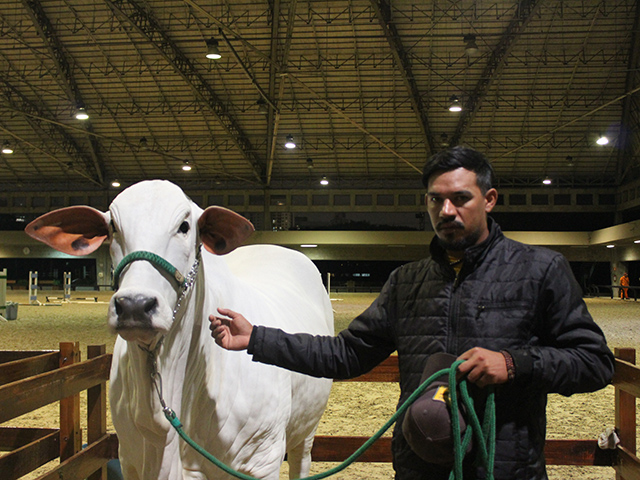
[{"left": 422, "top": 146, "right": 495, "bottom": 193}]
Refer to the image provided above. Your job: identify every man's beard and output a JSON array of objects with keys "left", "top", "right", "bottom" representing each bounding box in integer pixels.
[{"left": 436, "top": 226, "right": 483, "bottom": 252}]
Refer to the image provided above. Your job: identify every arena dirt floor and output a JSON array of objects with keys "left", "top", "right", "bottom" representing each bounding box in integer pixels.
[{"left": 1, "top": 290, "right": 638, "bottom": 479}]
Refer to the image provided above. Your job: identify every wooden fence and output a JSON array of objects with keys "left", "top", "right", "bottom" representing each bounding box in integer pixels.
[
  {"left": 1, "top": 344, "right": 639, "bottom": 479},
  {"left": 0, "top": 343, "right": 117, "bottom": 480}
]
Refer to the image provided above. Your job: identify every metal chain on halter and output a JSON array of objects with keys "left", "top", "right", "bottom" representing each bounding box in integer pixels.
[
  {"left": 143, "top": 340, "right": 168, "bottom": 411},
  {"left": 138, "top": 244, "right": 203, "bottom": 417},
  {"left": 171, "top": 245, "right": 202, "bottom": 322}
]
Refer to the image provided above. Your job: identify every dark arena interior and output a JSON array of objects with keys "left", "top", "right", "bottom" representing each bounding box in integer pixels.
[{"left": 2, "top": 1, "right": 640, "bottom": 479}]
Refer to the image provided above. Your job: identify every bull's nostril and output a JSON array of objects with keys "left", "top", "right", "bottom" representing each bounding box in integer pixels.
[
  {"left": 113, "top": 295, "right": 157, "bottom": 327},
  {"left": 143, "top": 297, "right": 157, "bottom": 314}
]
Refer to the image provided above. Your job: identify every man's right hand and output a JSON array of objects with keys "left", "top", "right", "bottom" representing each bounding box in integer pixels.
[{"left": 209, "top": 307, "right": 254, "bottom": 351}]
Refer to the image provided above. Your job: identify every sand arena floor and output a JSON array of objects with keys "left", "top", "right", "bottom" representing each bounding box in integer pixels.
[{"left": 1, "top": 290, "right": 638, "bottom": 479}]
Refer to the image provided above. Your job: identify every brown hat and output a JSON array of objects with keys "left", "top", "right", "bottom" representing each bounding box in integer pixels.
[{"left": 402, "top": 352, "right": 471, "bottom": 465}]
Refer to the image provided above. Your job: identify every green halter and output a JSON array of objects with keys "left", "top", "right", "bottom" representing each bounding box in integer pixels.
[
  {"left": 113, "top": 249, "right": 201, "bottom": 290},
  {"left": 113, "top": 251, "right": 186, "bottom": 289}
]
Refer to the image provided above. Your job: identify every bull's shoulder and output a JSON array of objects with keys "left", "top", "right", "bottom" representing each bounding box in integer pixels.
[
  {"left": 204, "top": 244, "right": 332, "bottom": 334},
  {"left": 204, "top": 244, "right": 323, "bottom": 294},
  {"left": 222, "top": 244, "right": 315, "bottom": 274}
]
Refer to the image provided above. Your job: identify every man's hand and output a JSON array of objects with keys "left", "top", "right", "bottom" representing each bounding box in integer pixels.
[
  {"left": 208, "top": 308, "right": 254, "bottom": 351},
  {"left": 456, "top": 347, "right": 509, "bottom": 388}
]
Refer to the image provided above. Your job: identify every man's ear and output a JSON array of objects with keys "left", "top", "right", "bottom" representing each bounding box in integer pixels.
[{"left": 484, "top": 188, "right": 498, "bottom": 213}]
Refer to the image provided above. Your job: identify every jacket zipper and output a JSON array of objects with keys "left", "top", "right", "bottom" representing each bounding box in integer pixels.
[{"left": 447, "top": 266, "right": 462, "bottom": 353}]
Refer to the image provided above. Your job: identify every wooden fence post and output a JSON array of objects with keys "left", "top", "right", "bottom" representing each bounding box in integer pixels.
[
  {"left": 615, "top": 347, "right": 636, "bottom": 480},
  {"left": 59, "top": 342, "right": 82, "bottom": 462},
  {"left": 87, "top": 345, "right": 107, "bottom": 480}
]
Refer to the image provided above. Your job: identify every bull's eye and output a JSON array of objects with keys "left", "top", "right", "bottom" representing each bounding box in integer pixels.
[{"left": 178, "top": 221, "right": 190, "bottom": 234}]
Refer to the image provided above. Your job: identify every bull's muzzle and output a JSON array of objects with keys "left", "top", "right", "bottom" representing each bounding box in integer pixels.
[{"left": 114, "top": 294, "right": 158, "bottom": 329}]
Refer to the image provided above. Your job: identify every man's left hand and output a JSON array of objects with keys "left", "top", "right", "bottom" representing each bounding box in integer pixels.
[{"left": 456, "top": 347, "right": 509, "bottom": 388}]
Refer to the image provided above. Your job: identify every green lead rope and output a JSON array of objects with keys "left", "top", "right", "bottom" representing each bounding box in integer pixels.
[
  {"left": 163, "top": 359, "right": 496, "bottom": 480},
  {"left": 448, "top": 362, "right": 496, "bottom": 480}
]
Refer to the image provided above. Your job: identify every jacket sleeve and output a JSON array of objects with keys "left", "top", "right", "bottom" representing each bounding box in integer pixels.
[
  {"left": 248, "top": 277, "right": 398, "bottom": 379},
  {"left": 506, "top": 253, "right": 615, "bottom": 396}
]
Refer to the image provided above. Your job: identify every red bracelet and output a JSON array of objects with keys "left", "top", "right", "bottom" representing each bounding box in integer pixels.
[{"left": 501, "top": 350, "right": 516, "bottom": 382}]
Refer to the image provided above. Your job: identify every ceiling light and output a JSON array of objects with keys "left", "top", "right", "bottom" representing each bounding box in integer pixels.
[
  {"left": 182, "top": 161, "right": 192, "bottom": 171},
  {"left": 448, "top": 95, "right": 462, "bottom": 112},
  {"left": 320, "top": 176, "right": 329, "bottom": 186},
  {"left": 256, "top": 98, "right": 268, "bottom": 115},
  {"left": 139, "top": 136, "right": 148, "bottom": 149},
  {"left": 464, "top": 34, "right": 479, "bottom": 56},
  {"left": 205, "top": 38, "right": 221, "bottom": 60},
  {"left": 634, "top": 239, "right": 640, "bottom": 244},
  {"left": 307, "top": 158, "right": 314, "bottom": 170},
  {"left": 596, "top": 134, "right": 609, "bottom": 146},
  {"left": 2, "top": 141, "right": 13, "bottom": 154},
  {"left": 75, "top": 107, "right": 89, "bottom": 120},
  {"left": 111, "top": 180, "right": 121, "bottom": 188},
  {"left": 542, "top": 176, "right": 552, "bottom": 185},
  {"left": 285, "top": 134, "right": 296, "bottom": 149},
  {"left": 300, "top": 244, "right": 318, "bottom": 248},
  {"left": 606, "top": 244, "right": 615, "bottom": 249}
]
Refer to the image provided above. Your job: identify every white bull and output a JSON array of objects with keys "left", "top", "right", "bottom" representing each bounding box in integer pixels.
[{"left": 25, "top": 180, "right": 333, "bottom": 480}]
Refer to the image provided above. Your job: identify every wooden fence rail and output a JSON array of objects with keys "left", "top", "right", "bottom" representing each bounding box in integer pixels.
[{"left": 1, "top": 344, "right": 639, "bottom": 479}]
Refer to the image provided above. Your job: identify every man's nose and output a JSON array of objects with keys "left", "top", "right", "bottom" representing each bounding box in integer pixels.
[{"left": 440, "top": 199, "right": 456, "bottom": 216}]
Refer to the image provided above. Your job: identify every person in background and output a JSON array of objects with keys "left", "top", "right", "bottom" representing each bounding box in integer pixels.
[
  {"left": 620, "top": 272, "right": 630, "bottom": 300},
  {"left": 209, "top": 146, "right": 614, "bottom": 480}
]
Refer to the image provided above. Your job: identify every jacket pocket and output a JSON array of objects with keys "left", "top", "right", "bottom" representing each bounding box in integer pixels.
[{"left": 474, "top": 300, "right": 534, "bottom": 343}]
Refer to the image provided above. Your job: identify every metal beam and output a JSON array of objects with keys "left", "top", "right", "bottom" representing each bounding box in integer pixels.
[
  {"left": 450, "top": 0, "right": 541, "bottom": 146},
  {"left": 370, "top": 0, "right": 435, "bottom": 155},
  {"left": 617, "top": 0, "right": 640, "bottom": 185},
  {"left": 106, "top": 0, "right": 267, "bottom": 183},
  {"left": 22, "top": 0, "right": 105, "bottom": 185},
  {"left": 267, "top": 0, "right": 297, "bottom": 186},
  {"left": 266, "top": 0, "right": 281, "bottom": 188}
]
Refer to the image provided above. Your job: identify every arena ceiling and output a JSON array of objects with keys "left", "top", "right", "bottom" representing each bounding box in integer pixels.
[{"left": 0, "top": 0, "right": 639, "bottom": 195}]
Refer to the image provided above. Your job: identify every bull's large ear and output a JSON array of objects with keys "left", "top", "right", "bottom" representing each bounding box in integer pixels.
[
  {"left": 198, "top": 206, "right": 254, "bottom": 255},
  {"left": 25, "top": 206, "right": 110, "bottom": 256}
]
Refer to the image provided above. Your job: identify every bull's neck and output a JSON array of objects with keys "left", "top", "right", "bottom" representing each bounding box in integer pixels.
[{"left": 133, "top": 268, "right": 203, "bottom": 417}]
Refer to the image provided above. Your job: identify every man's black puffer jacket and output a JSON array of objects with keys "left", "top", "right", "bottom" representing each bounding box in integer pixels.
[{"left": 248, "top": 218, "right": 615, "bottom": 479}]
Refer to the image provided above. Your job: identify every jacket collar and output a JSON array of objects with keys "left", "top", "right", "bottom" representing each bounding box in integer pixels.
[{"left": 430, "top": 216, "right": 503, "bottom": 270}]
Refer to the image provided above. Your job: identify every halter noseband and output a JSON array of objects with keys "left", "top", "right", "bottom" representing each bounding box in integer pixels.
[{"left": 113, "top": 248, "right": 200, "bottom": 290}]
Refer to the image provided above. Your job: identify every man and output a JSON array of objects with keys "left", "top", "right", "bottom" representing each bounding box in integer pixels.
[
  {"left": 620, "top": 272, "right": 630, "bottom": 300},
  {"left": 210, "top": 146, "right": 614, "bottom": 479}
]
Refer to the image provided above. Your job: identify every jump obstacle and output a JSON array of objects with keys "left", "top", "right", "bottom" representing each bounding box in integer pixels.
[
  {"left": 0, "top": 268, "right": 7, "bottom": 321},
  {"left": 0, "top": 269, "right": 8, "bottom": 321},
  {"left": 27, "top": 271, "right": 102, "bottom": 305},
  {"left": 0, "top": 268, "right": 19, "bottom": 321},
  {"left": 2, "top": 343, "right": 640, "bottom": 480}
]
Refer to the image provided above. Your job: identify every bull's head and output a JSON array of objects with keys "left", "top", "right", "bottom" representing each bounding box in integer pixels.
[{"left": 25, "top": 180, "right": 253, "bottom": 346}]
